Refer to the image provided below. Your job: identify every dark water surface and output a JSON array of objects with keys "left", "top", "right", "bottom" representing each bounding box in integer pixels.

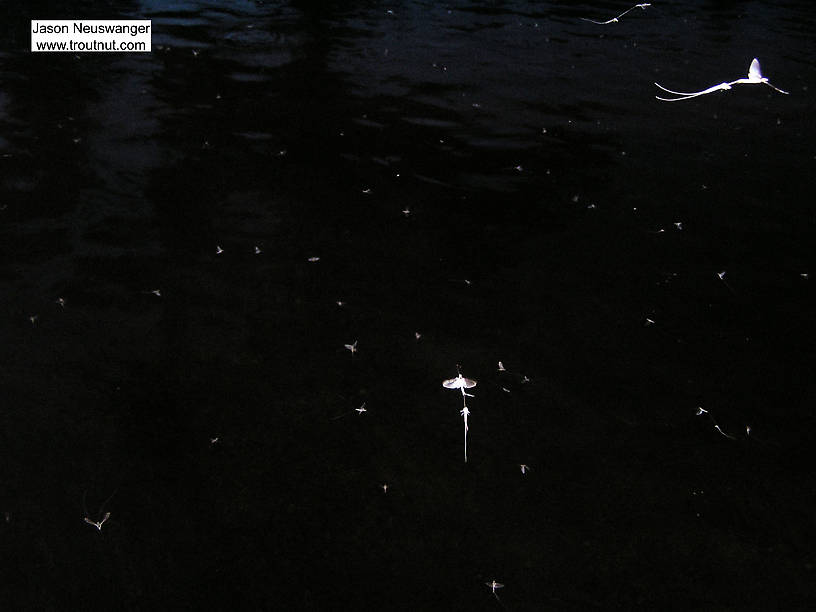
[{"left": 2, "top": 1, "right": 815, "bottom": 609}]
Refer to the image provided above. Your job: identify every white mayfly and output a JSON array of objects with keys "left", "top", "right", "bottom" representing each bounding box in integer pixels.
[
  {"left": 655, "top": 58, "right": 789, "bottom": 102},
  {"left": 443, "top": 366, "right": 477, "bottom": 462},
  {"left": 442, "top": 373, "right": 477, "bottom": 397}
]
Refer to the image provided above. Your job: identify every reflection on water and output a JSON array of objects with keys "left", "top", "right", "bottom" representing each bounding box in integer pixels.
[{"left": 1, "top": 1, "right": 815, "bottom": 609}]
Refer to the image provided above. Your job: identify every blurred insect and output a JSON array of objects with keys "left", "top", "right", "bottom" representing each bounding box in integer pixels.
[
  {"left": 83, "top": 512, "right": 110, "bottom": 531},
  {"left": 82, "top": 489, "right": 117, "bottom": 531},
  {"left": 485, "top": 579, "right": 507, "bottom": 607},
  {"left": 716, "top": 270, "right": 737, "bottom": 296},
  {"left": 331, "top": 402, "right": 367, "bottom": 421},
  {"left": 581, "top": 3, "right": 650, "bottom": 25}
]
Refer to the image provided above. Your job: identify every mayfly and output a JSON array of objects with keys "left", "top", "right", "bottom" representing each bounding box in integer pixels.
[
  {"left": 485, "top": 579, "right": 507, "bottom": 608},
  {"left": 442, "top": 372, "right": 477, "bottom": 398},
  {"left": 655, "top": 58, "right": 789, "bottom": 102},
  {"left": 443, "top": 366, "right": 477, "bottom": 462},
  {"left": 581, "top": 3, "right": 650, "bottom": 25},
  {"left": 82, "top": 488, "right": 116, "bottom": 531},
  {"left": 84, "top": 512, "right": 111, "bottom": 531}
]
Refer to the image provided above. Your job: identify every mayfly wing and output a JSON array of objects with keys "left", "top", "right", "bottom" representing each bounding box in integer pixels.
[
  {"left": 748, "top": 58, "right": 762, "bottom": 80},
  {"left": 443, "top": 376, "right": 461, "bottom": 389},
  {"left": 443, "top": 374, "right": 477, "bottom": 389}
]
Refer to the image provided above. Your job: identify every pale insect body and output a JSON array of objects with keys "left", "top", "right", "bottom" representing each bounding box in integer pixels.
[{"left": 460, "top": 406, "right": 470, "bottom": 462}]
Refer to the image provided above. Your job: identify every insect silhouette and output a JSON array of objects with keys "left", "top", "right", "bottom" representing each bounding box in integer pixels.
[{"left": 82, "top": 489, "right": 117, "bottom": 531}]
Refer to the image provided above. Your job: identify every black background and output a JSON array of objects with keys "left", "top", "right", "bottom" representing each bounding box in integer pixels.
[{"left": 1, "top": 1, "right": 815, "bottom": 609}]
